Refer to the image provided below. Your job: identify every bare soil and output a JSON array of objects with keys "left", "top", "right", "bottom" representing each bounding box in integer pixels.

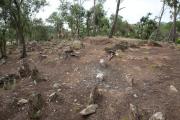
[{"left": 0, "top": 37, "right": 180, "bottom": 120}]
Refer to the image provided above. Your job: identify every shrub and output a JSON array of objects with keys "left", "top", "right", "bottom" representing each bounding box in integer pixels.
[{"left": 176, "top": 38, "right": 180, "bottom": 44}]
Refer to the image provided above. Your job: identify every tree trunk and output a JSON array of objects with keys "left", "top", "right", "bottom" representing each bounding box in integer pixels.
[
  {"left": 155, "top": 0, "right": 165, "bottom": 41},
  {"left": 86, "top": 17, "right": 90, "bottom": 36},
  {"left": 172, "top": 0, "right": 177, "bottom": 42},
  {"left": 18, "top": 24, "right": 27, "bottom": 58},
  {"left": 109, "top": 0, "right": 121, "bottom": 38},
  {"left": 13, "top": 0, "right": 27, "bottom": 58},
  {"left": 0, "top": 29, "right": 7, "bottom": 59},
  {"left": 77, "top": 17, "right": 80, "bottom": 38},
  {"left": 93, "top": 0, "right": 96, "bottom": 36}
]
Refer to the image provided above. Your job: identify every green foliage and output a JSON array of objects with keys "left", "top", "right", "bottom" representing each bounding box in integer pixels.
[
  {"left": 176, "top": 38, "right": 180, "bottom": 44},
  {"left": 110, "top": 15, "right": 134, "bottom": 37},
  {"left": 136, "top": 13, "right": 157, "bottom": 40},
  {"left": 30, "top": 19, "right": 49, "bottom": 41}
]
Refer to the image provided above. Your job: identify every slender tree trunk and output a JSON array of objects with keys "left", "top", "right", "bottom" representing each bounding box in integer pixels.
[
  {"left": 93, "top": 0, "right": 96, "bottom": 36},
  {"left": 0, "top": 37, "right": 3, "bottom": 58},
  {"left": 173, "top": 0, "right": 177, "bottom": 42},
  {"left": 1, "top": 29, "right": 7, "bottom": 59},
  {"left": 109, "top": 0, "right": 121, "bottom": 38},
  {"left": 2, "top": 30, "right": 7, "bottom": 58},
  {"left": 77, "top": 18, "right": 80, "bottom": 38},
  {"left": 155, "top": 0, "right": 165, "bottom": 41},
  {"left": 86, "top": 17, "right": 90, "bottom": 36}
]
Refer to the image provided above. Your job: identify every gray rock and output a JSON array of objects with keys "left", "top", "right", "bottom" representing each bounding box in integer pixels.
[
  {"left": 133, "top": 94, "right": 138, "bottom": 98},
  {"left": 99, "top": 59, "right": 107, "bottom": 67},
  {"left": 53, "top": 83, "right": 60, "bottom": 89},
  {"left": 18, "top": 98, "right": 28, "bottom": 105},
  {"left": 96, "top": 72, "right": 104, "bottom": 81},
  {"left": 149, "top": 112, "right": 165, "bottom": 120},
  {"left": 169, "top": 85, "right": 178, "bottom": 93},
  {"left": 80, "top": 104, "right": 98, "bottom": 116},
  {"left": 0, "top": 59, "right": 6, "bottom": 65}
]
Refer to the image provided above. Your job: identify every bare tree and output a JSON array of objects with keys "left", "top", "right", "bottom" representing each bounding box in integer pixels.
[
  {"left": 172, "top": 0, "right": 177, "bottom": 42},
  {"left": 93, "top": 0, "right": 96, "bottom": 36},
  {"left": 155, "top": 0, "right": 166, "bottom": 41},
  {"left": 109, "top": 0, "right": 124, "bottom": 38}
]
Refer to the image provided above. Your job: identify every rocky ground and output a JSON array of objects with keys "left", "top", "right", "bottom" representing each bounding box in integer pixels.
[{"left": 0, "top": 37, "right": 180, "bottom": 120}]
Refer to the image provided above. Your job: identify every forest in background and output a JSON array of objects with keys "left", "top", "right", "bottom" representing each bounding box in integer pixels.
[{"left": 0, "top": 0, "right": 180, "bottom": 58}]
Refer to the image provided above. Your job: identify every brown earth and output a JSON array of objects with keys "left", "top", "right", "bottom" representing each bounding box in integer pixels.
[{"left": 0, "top": 37, "right": 180, "bottom": 120}]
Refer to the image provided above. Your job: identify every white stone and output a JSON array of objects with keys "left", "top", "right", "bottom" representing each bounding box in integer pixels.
[
  {"left": 96, "top": 72, "right": 104, "bottom": 81},
  {"left": 80, "top": 104, "right": 98, "bottom": 116},
  {"left": 133, "top": 94, "right": 138, "bottom": 98},
  {"left": 149, "top": 112, "right": 165, "bottom": 120},
  {"left": 130, "top": 104, "right": 136, "bottom": 112},
  {"left": 99, "top": 59, "right": 105, "bottom": 64},
  {"left": 99, "top": 59, "right": 107, "bottom": 67},
  {"left": 18, "top": 99, "right": 28, "bottom": 104},
  {"left": 57, "top": 89, "right": 62, "bottom": 92},
  {"left": 170, "top": 85, "right": 178, "bottom": 93},
  {"left": 53, "top": 83, "right": 60, "bottom": 89}
]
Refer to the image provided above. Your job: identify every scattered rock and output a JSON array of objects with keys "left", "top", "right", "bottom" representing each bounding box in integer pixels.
[
  {"left": 105, "top": 41, "right": 129, "bottom": 53},
  {"left": 96, "top": 72, "right": 104, "bottom": 82},
  {"left": 0, "top": 58, "right": 6, "bottom": 65},
  {"left": 57, "top": 89, "right": 62, "bottom": 92},
  {"left": 99, "top": 59, "right": 107, "bottom": 67},
  {"left": 27, "top": 41, "right": 42, "bottom": 52},
  {"left": 39, "top": 53, "right": 48, "bottom": 61},
  {"left": 125, "top": 87, "right": 133, "bottom": 94},
  {"left": 53, "top": 83, "right": 60, "bottom": 89},
  {"left": 133, "top": 94, "right": 138, "bottom": 98},
  {"left": 169, "top": 85, "right": 178, "bottom": 93},
  {"left": 80, "top": 104, "right": 98, "bottom": 116},
  {"left": 18, "top": 98, "right": 28, "bottom": 105},
  {"left": 48, "top": 92, "right": 58, "bottom": 102},
  {"left": 115, "top": 50, "right": 125, "bottom": 58},
  {"left": 130, "top": 104, "right": 137, "bottom": 113},
  {"left": 149, "top": 112, "right": 165, "bottom": 120},
  {"left": 61, "top": 46, "right": 80, "bottom": 59},
  {"left": 74, "top": 99, "right": 77, "bottom": 103}
]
